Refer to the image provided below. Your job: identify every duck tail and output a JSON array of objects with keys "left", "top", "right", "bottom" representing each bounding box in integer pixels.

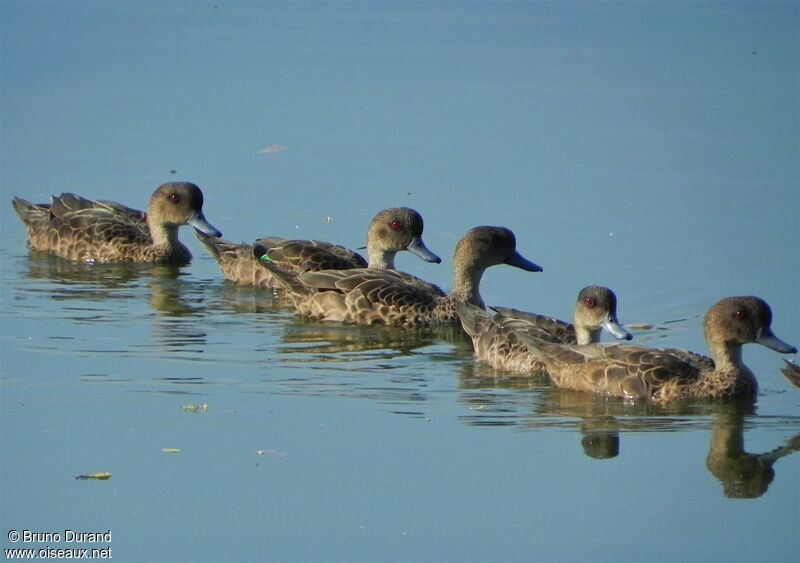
[
  {"left": 253, "top": 241, "right": 310, "bottom": 296},
  {"left": 456, "top": 302, "right": 494, "bottom": 338},
  {"left": 11, "top": 197, "right": 50, "bottom": 226},
  {"left": 194, "top": 229, "right": 228, "bottom": 260},
  {"left": 780, "top": 360, "right": 800, "bottom": 390}
]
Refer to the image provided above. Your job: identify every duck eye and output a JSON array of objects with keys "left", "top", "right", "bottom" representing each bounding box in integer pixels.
[
  {"left": 168, "top": 193, "right": 181, "bottom": 204},
  {"left": 583, "top": 298, "right": 596, "bottom": 308},
  {"left": 734, "top": 310, "right": 748, "bottom": 320},
  {"left": 389, "top": 220, "right": 402, "bottom": 231}
]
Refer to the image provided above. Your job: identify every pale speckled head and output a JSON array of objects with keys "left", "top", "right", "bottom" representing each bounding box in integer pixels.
[
  {"left": 149, "top": 182, "right": 222, "bottom": 237},
  {"left": 574, "top": 286, "right": 632, "bottom": 342},
  {"left": 453, "top": 226, "right": 542, "bottom": 273},
  {"left": 703, "top": 296, "right": 796, "bottom": 354},
  {"left": 366, "top": 207, "right": 440, "bottom": 265}
]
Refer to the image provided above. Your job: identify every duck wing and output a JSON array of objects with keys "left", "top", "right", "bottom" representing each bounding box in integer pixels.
[
  {"left": 491, "top": 306, "right": 576, "bottom": 344},
  {"left": 48, "top": 193, "right": 149, "bottom": 244},
  {"left": 301, "top": 268, "right": 444, "bottom": 301},
  {"left": 264, "top": 238, "right": 367, "bottom": 272},
  {"left": 290, "top": 268, "right": 445, "bottom": 325},
  {"left": 52, "top": 193, "right": 146, "bottom": 223}
]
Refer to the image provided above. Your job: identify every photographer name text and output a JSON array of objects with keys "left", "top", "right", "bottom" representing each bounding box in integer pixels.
[{"left": 5, "top": 530, "right": 111, "bottom": 560}]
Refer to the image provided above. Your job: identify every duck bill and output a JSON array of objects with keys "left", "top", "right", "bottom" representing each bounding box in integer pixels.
[
  {"left": 506, "top": 251, "right": 543, "bottom": 273},
  {"left": 406, "top": 237, "right": 442, "bottom": 264},
  {"left": 755, "top": 327, "right": 797, "bottom": 354},
  {"left": 188, "top": 212, "right": 222, "bottom": 238},
  {"left": 602, "top": 314, "right": 633, "bottom": 341}
]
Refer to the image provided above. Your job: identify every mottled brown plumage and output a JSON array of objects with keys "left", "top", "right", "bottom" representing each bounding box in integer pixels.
[
  {"left": 257, "top": 226, "right": 542, "bottom": 327},
  {"left": 12, "top": 182, "right": 221, "bottom": 264},
  {"left": 459, "top": 286, "right": 632, "bottom": 373},
  {"left": 462, "top": 296, "right": 796, "bottom": 402},
  {"left": 196, "top": 207, "right": 440, "bottom": 287}
]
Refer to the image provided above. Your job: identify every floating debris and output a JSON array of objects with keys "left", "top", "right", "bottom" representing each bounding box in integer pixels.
[
  {"left": 74, "top": 472, "right": 111, "bottom": 480},
  {"left": 324, "top": 216, "right": 334, "bottom": 223},
  {"left": 256, "top": 449, "right": 287, "bottom": 457},
  {"left": 780, "top": 360, "right": 800, "bottom": 389},
  {"left": 162, "top": 448, "right": 181, "bottom": 454},
  {"left": 626, "top": 323, "right": 653, "bottom": 330},
  {"left": 259, "top": 144, "right": 287, "bottom": 155},
  {"left": 182, "top": 403, "right": 210, "bottom": 413}
]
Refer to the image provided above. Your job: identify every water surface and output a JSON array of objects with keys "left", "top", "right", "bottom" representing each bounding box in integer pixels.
[{"left": 1, "top": 2, "right": 798, "bottom": 562}]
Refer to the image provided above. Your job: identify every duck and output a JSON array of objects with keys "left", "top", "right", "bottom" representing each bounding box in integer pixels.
[
  {"left": 195, "top": 207, "right": 440, "bottom": 287},
  {"left": 458, "top": 286, "right": 633, "bottom": 373},
  {"left": 492, "top": 286, "right": 633, "bottom": 345},
  {"left": 11, "top": 182, "right": 221, "bottom": 265},
  {"left": 255, "top": 226, "right": 542, "bottom": 327},
  {"left": 460, "top": 296, "right": 796, "bottom": 401}
]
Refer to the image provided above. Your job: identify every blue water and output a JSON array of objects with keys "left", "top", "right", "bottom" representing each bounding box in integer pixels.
[{"left": 1, "top": 2, "right": 799, "bottom": 562}]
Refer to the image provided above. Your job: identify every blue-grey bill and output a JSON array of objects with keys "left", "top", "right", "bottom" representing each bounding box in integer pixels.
[
  {"left": 602, "top": 314, "right": 633, "bottom": 341},
  {"left": 407, "top": 237, "right": 441, "bottom": 263},
  {"left": 755, "top": 327, "right": 797, "bottom": 354},
  {"left": 506, "top": 251, "right": 543, "bottom": 272},
  {"left": 189, "top": 213, "right": 222, "bottom": 238}
]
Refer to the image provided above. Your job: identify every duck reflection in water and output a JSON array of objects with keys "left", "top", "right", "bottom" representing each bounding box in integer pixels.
[
  {"left": 24, "top": 253, "right": 193, "bottom": 312},
  {"left": 21, "top": 252, "right": 211, "bottom": 352},
  {"left": 575, "top": 398, "right": 800, "bottom": 499},
  {"left": 24, "top": 251, "right": 175, "bottom": 289},
  {"left": 704, "top": 399, "right": 800, "bottom": 499},
  {"left": 459, "top": 365, "right": 800, "bottom": 499},
  {"left": 146, "top": 271, "right": 209, "bottom": 353},
  {"left": 277, "top": 319, "right": 471, "bottom": 358}
]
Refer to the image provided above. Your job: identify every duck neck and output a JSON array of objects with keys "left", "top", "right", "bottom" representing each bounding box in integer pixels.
[
  {"left": 367, "top": 244, "right": 396, "bottom": 269},
  {"left": 575, "top": 327, "right": 601, "bottom": 346},
  {"left": 705, "top": 339, "right": 756, "bottom": 393},
  {"left": 708, "top": 340, "right": 743, "bottom": 372},
  {"left": 451, "top": 265, "right": 485, "bottom": 308},
  {"left": 148, "top": 216, "right": 179, "bottom": 250}
]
